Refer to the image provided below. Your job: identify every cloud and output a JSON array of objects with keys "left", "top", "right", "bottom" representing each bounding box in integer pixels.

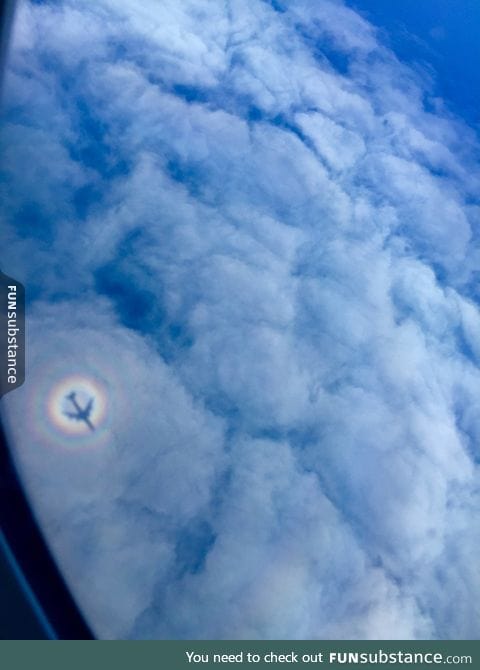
[{"left": 1, "top": 0, "right": 480, "bottom": 639}]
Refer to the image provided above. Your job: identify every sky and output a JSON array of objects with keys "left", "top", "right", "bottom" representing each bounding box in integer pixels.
[
  {"left": 347, "top": 0, "right": 480, "bottom": 130},
  {"left": 0, "top": 0, "right": 480, "bottom": 640}
]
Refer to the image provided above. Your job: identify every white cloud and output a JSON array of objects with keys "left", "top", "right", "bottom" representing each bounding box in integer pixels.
[
  {"left": 3, "top": 298, "right": 226, "bottom": 638},
  {"left": 1, "top": 0, "right": 480, "bottom": 639}
]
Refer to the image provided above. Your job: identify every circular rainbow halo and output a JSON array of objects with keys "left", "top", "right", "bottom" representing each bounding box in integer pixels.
[{"left": 46, "top": 374, "right": 108, "bottom": 438}]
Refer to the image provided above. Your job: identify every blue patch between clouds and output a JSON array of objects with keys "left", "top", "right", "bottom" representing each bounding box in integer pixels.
[
  {"left": 15, "top": 201, "right": 55, "bottom": 243},
  {"left": 174, "top": 520, "right": 216, "bottom": 577},
  {"left": 94, "top": 230, "right": 196, "bottom": 361},
  {"left": 68, "top": 98, "right": 131, "bottom": 179},
  {"left": 95, "top": 262, "right": 159, "bottom": 333},
  {"left": 94, "top": 230, "right": 164, "bottom": 333},
  {"left": 295, "top": 25, "right": 351, "bottom": 76},
  {"left": 268, "top": 0, "right": 287, "bottom": 14},
  {"left": 165, "top": 157, "right": 205, "bottom": 199},
  {"left": 171, "top": 83, "right": 211, "bottom": 105}
]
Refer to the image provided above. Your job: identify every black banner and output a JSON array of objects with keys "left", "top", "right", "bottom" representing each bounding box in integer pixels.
[
  {"left": 0, "top": 641, "right": 478, "bottom": 669},
  {"left": 0, "top": 270, "right": 25, "bottom": 398}
]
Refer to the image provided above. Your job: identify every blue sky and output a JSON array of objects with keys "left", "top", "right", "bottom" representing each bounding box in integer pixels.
[
  {"left": 1, "top": 0, "right": 480, "bottom": 640},
  {"left": 347, "top": 0, "right": 480, "bottom": 130}
]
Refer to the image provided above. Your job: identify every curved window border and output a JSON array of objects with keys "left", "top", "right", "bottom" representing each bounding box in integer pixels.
[{"left": 0, "top": 417, "right": 94, "bottom": 639}]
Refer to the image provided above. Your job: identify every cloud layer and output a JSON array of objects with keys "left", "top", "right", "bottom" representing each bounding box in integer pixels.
[{"left": 1, "top": 0, "right": 480, "bottom": 639}]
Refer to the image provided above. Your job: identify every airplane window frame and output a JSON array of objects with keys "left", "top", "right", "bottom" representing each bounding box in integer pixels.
[{"left": 0, "top": 0, "right": 93, "bottom": 640}]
